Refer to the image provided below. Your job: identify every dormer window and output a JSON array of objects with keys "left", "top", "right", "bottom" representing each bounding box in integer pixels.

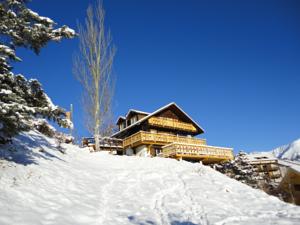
[
  {"left": 130, "top": 116, "right": 137, "bottom": 125},
  {"left": 119, "top": 122, "right": 125, "bottom": 131},
  {"left": 254, "top": 156, "right": 268, "bottom": 160},
  {"left": 116, "top": 117, "right": 126, "bottom": 131}
]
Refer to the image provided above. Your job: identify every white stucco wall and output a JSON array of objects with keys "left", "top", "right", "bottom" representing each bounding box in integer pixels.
[
  {"left": 126, "top": 148, "right": 134, "bottom": 156},
  {"left": 135, "top": 145, "right": 149, "bottom": 157}
]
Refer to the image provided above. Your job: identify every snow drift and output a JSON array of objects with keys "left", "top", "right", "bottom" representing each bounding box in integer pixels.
[
  {"left": 1, "top": 131, "right": 300, "bottom": 225},
  {"left": 271, "top": 139, "right": 300, "bottom": 162}
]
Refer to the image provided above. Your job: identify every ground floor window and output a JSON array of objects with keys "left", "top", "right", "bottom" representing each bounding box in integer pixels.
[
  {"left": 155, "top": 148, "right": 162, "bottom": 156},
  {"left": 294, "top": 184, "right": 300, "bottom": 191}
]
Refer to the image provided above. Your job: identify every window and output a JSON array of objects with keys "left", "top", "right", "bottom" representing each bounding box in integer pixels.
[
  {"left": 155, "top": 148, "right": 162, "bottom": 156},
  {"left": 119, "top": 122, "right": 125, "bottom": 131},
  {"left": 294, "top": 184, "right": 300, "bottom": 192},
  {"left": 255, "top": 157, "right": 268, "bottom": 159},
  {"left": 130, "top": 116, "right": 137, "bottom": 125}
]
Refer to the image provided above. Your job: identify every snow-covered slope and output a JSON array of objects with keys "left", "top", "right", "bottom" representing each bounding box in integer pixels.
[
  {"left": 272, "top": 139, "right": 300, "bottom": 162},
  {"left": 1, "top": 132, "right": 300, "bottom": 225}
]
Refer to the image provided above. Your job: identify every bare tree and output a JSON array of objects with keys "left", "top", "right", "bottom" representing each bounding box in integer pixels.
[{"left": 73, "top": 0, "right": 116, "bottom": 151}]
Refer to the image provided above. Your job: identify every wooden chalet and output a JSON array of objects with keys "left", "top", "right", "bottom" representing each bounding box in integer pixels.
[
  {"left": 246, "top": 153, "right": 282, "bottom": 183},
  {"left": 277, "top": 160, "right": 300, "bottom": 205},
  {"left": 111, "top": 102, "right": 234, "bottom": 164}
]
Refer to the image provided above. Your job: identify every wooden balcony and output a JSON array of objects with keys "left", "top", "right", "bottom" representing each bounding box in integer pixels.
[
  {"left": 161, "top": 143, "right": 234, "bottom": 163},
  {"left": 123, "top": 131, "right": 206, "bottom": 148},
  {"left": 82, "top": 137, "right": 123, "bottom": 151},
  {"left": 148, "top": 117, "right": 197, "bottom": 133}
]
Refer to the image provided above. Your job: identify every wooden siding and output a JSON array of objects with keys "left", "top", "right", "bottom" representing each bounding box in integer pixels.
[
  {"left": 157, "top": 109, "right": 180, "bottom": 120},
  {"left": 148, "top": 117, "right": 197, "bottom": 133},
  {"left": 137, "top": 114, "right": 147, "bottom": 121},
  {"left": 123, "top": 131, "right": 206, "bottom": 148},
  {"left": 279, "top": 168, "right": 300, "bottom": 205}
]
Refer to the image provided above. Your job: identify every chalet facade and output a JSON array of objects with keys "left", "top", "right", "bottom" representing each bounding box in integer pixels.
[
  {"left": 277, "top": 160, "right": 300, "bottom": 205},
  {"left": 246, "top": 153, "right": 282, "bottom": 183},
  {"left": 111, "top": 102, "right": 234, "bottom": 164},
  {"left": 278, "top": 165, "right": 300, "bottom": 205},
  {"left": 245, "top": 153, "right": 300, "bottom": 205}
]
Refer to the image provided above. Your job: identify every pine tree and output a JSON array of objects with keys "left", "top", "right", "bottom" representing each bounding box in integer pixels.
[{"left": 0, "top": 0, "right": 75, "bottom": 143}]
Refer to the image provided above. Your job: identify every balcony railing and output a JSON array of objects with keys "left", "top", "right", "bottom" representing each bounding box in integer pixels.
[
  {"left": 162, "top": 142, "right": 234, "bottom": 161},
  {"left": 123, "top": 131, "right": 206, "bottom": 148},
  {"left": 82, "top": 137, "right": 123, "bottom": 151},
  {"left": 148, "top": 117, "right": 197, "bottom": 133}
]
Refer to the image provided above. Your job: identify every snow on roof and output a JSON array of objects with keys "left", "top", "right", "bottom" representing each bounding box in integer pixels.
[
  {"left": 111, "top": 102, "right": 205, "bottom": 137},
  {"left": 278, "top": 160, "right": 300, "bottom": 173},
  {"left": 246, "top": 152, "right": 277, "bottom": 162},
  {"left": 172, "top": 103, "right": 205, "bottom": 133},
  {"left": 115, "top": 109, "right": 150, "bottom": 124},
  {"left": 125, "top": 109, "right": 149, "bottom": 118},
  {"left": 116, "top": 116, "right": 126, "bottom": 124}
]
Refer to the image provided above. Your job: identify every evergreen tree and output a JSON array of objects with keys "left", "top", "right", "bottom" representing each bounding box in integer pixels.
[{"left": 0, "top": 0, "right": 75, "bottom": 143}]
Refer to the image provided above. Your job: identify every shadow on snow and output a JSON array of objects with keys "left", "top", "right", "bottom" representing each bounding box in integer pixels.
[
  {"left": 128, "top": 216, "right": 200, "bottom": 225},
  {"left": 0, "top": 131, "right": 65, "bottom": 165}
]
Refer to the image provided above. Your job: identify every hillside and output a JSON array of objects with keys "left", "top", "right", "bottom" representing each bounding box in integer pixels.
[
  {"left": 1, "top": 132, "right": 300, "bottom": 225},
  {"left": 271, "top": 139, "right": 300, "bottom": 162}
]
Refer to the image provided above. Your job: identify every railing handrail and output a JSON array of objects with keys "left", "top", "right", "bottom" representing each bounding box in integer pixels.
[
  {"left": 161, "top": 142, "right": 234, "bottom": 159},
  {"left": 139, "top": 130, "right": 206, "bottom": 141},
  {"left": 149, "top": 116, "right": 192, "bottom": 124},
  {"left": 162, "top": 142, "right": 233, "bottom": 151},
  {"left": 163, "top": 149, "right": 233, "bottom": 159},
  {"left": 123, "top": 130, "right": 206, "bottom": 148},
  {"left": 123, "top": 131, "right": 233, "bottom": 161},
  {"left": 148, "top": 116, "right": 197, "bottom": 132}
]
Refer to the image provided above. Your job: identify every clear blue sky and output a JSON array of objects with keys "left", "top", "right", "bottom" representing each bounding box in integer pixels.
[{"left": 14, "top": 0, "right": 300, "bottom": 153}]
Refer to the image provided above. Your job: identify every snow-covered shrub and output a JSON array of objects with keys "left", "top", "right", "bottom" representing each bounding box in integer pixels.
[
  {"left": 213, "top": 151, "right": 263, "bottom": 189},
  {"left": 213, "top": 151, "right": 291, "bottom": 202},
  {"left": 55, "top": 132, "right": 74, "bottom": 144},
  {"left": 33, "top": 119, "right": 56, "bottom": 138},
  {"left": 0, "top": 0, "right": 75, "bottom": 143}
]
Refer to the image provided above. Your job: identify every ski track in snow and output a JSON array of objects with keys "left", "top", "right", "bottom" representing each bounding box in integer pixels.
[{"left": 1, "top": 131, "right": 300, "bottom": 225}]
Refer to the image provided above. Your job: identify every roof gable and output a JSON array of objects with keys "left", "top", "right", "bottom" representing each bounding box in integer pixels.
[
  {"left": 116, "top": 116, "right": 126, "bottom": 125},
  {"left": 125, "top": 109, "right": 149, "bottom": 119},
  {"left": 112, "top": 102, "right": 204, "bottom": 137}
]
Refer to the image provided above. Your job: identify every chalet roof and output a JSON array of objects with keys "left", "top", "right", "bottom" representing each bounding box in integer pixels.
[
  {"left": 246, "top": 152, "right": 277, "bottom": 162},
  {"left": 278, "top": 160, "right": 300, "bottom": 189},
  {"left": 116, "top": 116, "right": 126, "bottom": 124},
  {"left": 125, "top": 109, "right": 149, "bottom": 118},
  {"left": 278, "top": 160, "right": 300, "bottom": 173},
  {"left": 111, "top": 102, "right": 205, "bottom": 138}
]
